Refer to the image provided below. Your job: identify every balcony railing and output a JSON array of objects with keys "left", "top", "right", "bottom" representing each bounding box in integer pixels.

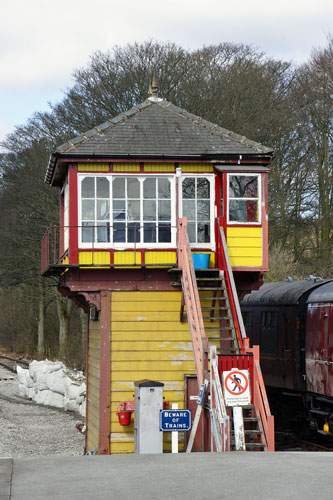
[{"left": 41, "top": 224, "right": 178, "bottom": 274}]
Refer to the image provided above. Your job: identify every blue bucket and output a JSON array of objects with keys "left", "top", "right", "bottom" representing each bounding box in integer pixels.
[{"left": 192, "top": 253, "right": 210, "bottom": 269}]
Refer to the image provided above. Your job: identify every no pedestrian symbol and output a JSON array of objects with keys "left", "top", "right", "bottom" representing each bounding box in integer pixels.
[{"left": 222, "top": 369, "right": 251, "bottom": 407}]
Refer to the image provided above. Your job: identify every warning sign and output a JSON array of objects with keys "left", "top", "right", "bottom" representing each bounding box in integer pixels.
[{"left": 222, "top": 369, "right": 251, "bottom": 407}]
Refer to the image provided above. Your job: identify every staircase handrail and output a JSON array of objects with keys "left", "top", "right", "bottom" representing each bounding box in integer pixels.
[
  {"left": 216, "top": 221, "right": 247, "bottom": 353},
  {"left": 177, "top": 217, "right": 208, "bottom": 388},
  {"left": 245, "top": 342, "right": 275, "bottom": 451}
]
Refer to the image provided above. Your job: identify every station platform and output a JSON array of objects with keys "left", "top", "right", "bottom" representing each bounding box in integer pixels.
[{"left": 2, "top": 452, "right": 333, "bottom": 500}]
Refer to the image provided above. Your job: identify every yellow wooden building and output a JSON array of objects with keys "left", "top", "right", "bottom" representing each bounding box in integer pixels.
[{"left": 42, "top": 91, "right": 274, "bottom": 454}]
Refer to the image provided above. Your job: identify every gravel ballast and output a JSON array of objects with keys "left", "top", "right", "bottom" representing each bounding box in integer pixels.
[{"left": 0, "top": 366, "right": 85, "bottom": 458}]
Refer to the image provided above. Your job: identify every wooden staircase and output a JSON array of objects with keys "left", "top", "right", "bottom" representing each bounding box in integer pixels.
[
  {"left": 230, "top": 406, "right": 266, "bottom": 451},
  {"left": 177, "top": 216, "right": 274, "bottom": 453},
  {"left": 196, "top": 269, "right": 240, "bottom": 355}
]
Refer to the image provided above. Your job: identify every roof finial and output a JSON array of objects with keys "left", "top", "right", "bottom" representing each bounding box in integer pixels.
[{"left": 151, "top": 73, "right": 158, "bottom": 95}]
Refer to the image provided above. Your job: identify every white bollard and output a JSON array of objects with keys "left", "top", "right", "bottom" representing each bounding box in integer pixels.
[{"left": 172, "top": 403, "right": 178, "bottom": 453}]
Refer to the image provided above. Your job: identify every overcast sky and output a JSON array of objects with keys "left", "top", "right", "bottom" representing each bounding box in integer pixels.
[{"left": 0, "top": 0, "right": 332, "bottom": 145}]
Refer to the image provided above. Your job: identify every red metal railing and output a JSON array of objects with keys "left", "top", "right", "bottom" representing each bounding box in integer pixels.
[{"left": 177, "top": 217, "right": 208, "bottom": 389}]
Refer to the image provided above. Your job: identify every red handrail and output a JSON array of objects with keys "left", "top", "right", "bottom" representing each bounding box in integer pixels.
[
  {"left": 244, "top": 342, "right": 275, "bottom": 451},
  {"left": 177, "top": 217, "right": 208, "bottom": 389},
  {"left": 216, "top": 220, "right": 247, "bottom": 353}
]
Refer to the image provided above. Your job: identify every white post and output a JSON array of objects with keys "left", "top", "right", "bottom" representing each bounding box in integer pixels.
[
  {"left": 233, "top": 406, "right": 246, "bottom": 451},
  {"left": 172, "top": 403, "right": 179, "bottom": 453}
]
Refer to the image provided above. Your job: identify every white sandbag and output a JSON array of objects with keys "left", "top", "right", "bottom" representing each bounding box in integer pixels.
[
  {"left": 17, "top": 366, "right": 28, "bottom": 385},
  {"left": 64, "top": 396, "right": 79, "bottom": 412},
  {"left": 79, "top": 399, "right": 86, "bottom": 417},
  {"left": 36, "top": 373, "right": 48, "bottom": 391},
  {"left": 46, "top": 370, "right": 66, "bottom": 395},
  {"left": 29, "top": 360, "right": 40, "bottom": 380},
  {"left": 35, "top": 390, "right": 49, "bottom": 405},
  {"left": 25, "top": 372, "right": 34, "bottom": 388},
  {"left": 76, "top": 394, "right": 85, "bottom": 405},
  {"left": 31, "top": 388, "right": 38, "bottom": 402},
  {"left": 44, "top": 391, "right": 64, "bottom": 409},
  {"left": 65, "top": 379, "right": 82, "bottom": 400},
  {"left": 46, "top": 361, "right": 64, "bottom": 373},
  {"left": 18, "top": 383, "right": 27, "bottom": 397},
  {"left": 27, "top": 387, "right": 34, "bottom": 399}
]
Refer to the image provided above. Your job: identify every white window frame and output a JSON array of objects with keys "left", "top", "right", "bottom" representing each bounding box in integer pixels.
[
  {"left": 227, "top": 173, "right": 261, "bottom": 225},
  {"left": 179, "top": 174, "right": 215, "bottom": 250},
  {"left": 78, "top": 173, "right": 177, "bottom": 249}
]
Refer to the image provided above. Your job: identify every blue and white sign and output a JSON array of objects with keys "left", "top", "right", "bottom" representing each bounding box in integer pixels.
[{"left": 160, "top": 409, "right": 192, "bottom": 431}]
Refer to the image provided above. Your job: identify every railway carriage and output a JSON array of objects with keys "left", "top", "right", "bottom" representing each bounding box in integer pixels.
[{"left": 241, "top": 278, "right": 333, "bottom": 435}]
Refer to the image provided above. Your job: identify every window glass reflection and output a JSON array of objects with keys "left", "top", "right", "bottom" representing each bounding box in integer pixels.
[
  {"left": 82, "top": 177, "right": 95, "bottom": 198},
  {"left": 97, "top": 177, "right": 109, "bottom": 198},
  {"left": 229, "top": 176, "right": 257, "bottom": 198}
]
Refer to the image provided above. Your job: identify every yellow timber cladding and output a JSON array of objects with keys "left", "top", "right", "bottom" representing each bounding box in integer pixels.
[
  {"left": 109, "top": 290, "right": 222, "bottom": 454},
  {"left": 86, "top": 318, "right": 101, "bottom": 451}
]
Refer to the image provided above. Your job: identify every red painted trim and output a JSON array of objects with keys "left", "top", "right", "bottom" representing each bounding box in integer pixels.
[
  {"left": 84, "top": 313, "right": 89, "bottom": 454},
  {"left": 222, "top": 172, "right": 227, "bottom": 228},
  {"left": 78, "top": 248, "right": 178, "bottom": 253},
  {"left": 231, "top": 266, "right": 268, "bottom": 272},
  {"left": 262, "top": 172, "right": 269, "bottom": 270},
  {"left": 68, "top": 165, "right": 79, "bottom": 264},
  {"left": 59, "top": 189, "right": 64, "bottom": 257},
  {"left": 98, "top": 290, "right": 111, "bottom": 455},
  {"left": 227, "top": 224, "right": 262, "bottom": 228}
]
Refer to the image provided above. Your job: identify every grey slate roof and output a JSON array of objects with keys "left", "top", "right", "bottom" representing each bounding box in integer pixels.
[
  {"left": 46, "top": 96, "right": 274, "bottom": 184},
  {"left": 241, "top": 279, "right": 333, "bottom": 306}
]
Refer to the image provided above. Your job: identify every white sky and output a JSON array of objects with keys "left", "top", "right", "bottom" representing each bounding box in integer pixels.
[{"left": 0, "top": 0, "right": 332, "bottom": 145}]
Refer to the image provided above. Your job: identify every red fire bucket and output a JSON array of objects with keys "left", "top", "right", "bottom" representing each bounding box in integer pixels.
[{"left": 117, "top": 410, "right": 132, "bottom": 426}]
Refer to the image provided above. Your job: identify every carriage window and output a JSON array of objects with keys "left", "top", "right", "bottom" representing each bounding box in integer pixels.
[
  {"left": 80, "top": 175, "right": 174, "bottom": 246},
  {"left": 260, "top": 310, "right": 277, "bottom": 355},
  {"left": 227, "top": 174, "right": 261, "bottom": 224}
]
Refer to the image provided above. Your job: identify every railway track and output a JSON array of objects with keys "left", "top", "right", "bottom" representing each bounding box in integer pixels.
[{"left": 0, "top": 354, "right": 30, "bottom": 374}]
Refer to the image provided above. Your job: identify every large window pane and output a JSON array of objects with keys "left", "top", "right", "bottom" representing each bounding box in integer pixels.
[
  {"left": 113, "top": 200, "right": 125, "bottom": 221},
  {"left": 127, "top": 178, "right": 140, "bottom": 198},
  {"left": 144, "top": 223, "right": 156, "bottom": 243},
  {"left": 229, "top": 176, "right": 258, "bottom": 198},
  {"left": 97, "top": 200, "right": 109, "bottom": 220},
  {"left": 113, "top": 223, "right": 125, "bottom": 242},
  {"left": 158, "top": 200, "right": 171, "bottom": 221},
  {"left": 82, "top": 222, "right": 95, "bottom": 242},
  {"left": 128, "top": 200, "right": 140, "bottom": 221},
  {"left": 197, "top": 178, "right": 210, "bottom": 198},
  {"left": 197, "top": 200, "right": 209, "bottom": 219},
  {"left": 82, "top": 177, "right": 95, "bottom": 198},
  {"left": 183, "top": 200, "right": 196, "bottom": 220},
  {"left": 128, "top": 223, "right": 140, "bottom": 243},
  {"left": 158, "top": 178, "right": 170, "bottom": 199},
  {"left": 158, "top": 224, "right": 171, "bottom": 243},
  {"left": 143, "top": 200, "right": 156, "bottom": 221},
  {"left": 182, "top": 178, "right": 195, "bottom": 199},
  {"left": 198, "top": 223, "right": 210, "bottom": 243},
  {"left": 229, "top": 200, "right": 258, "bottom": 222},
  {"left": 97, "top": 222, "right": 110, "bottom": 243},
  {"left": 97, "top": 177, "right": 109, "bottom": 198},
  {"left": 82, "top": 200, "right": 95, "bottom": 220},
  {"left": 143, "top": 178, "right": 156, "bottom": 199},
  {"left": 113, "top": 177, "right": 125, "bottom": 198}
]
